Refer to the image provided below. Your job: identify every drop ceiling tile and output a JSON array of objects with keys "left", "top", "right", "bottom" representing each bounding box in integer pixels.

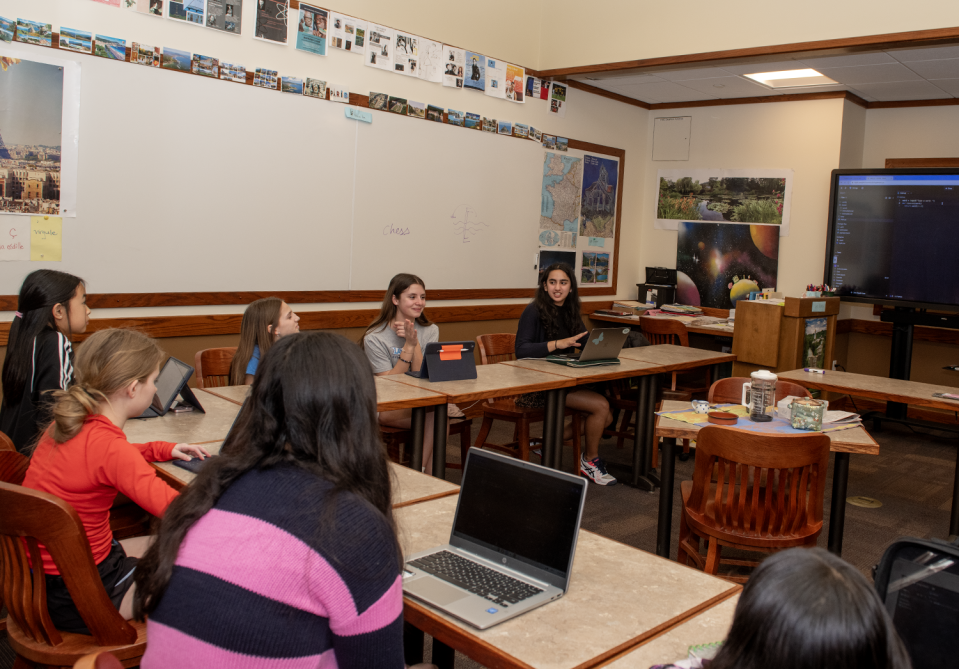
[
  {"left": 814, "top": 63, "right": 922, "bottom": 85},
  {"left": 798, "top": 52, "right": 898, "bottom": 68},
  {"left": 656, "top": 67, "right": 733, "bottom": 81},
  {"left": 888, "top": 44, "right": 959, "bottom": 62},
  {"left": 927, "top": 78, "right": 959, "bottom": 96},
  {"left": 720, "top": 60, "right": 808, "bottom": 75},
  {"left": 611, "top": 81, "right": 717, "bottom": 103},
  {"left": 677, "top": 76, "right": 782, "bottom": 98},
  {"left": 901, "top": 58, "right": 959, "bottom": 80},
  {"left": 852, "top": 80, "right": 953, "bottom": 101}
]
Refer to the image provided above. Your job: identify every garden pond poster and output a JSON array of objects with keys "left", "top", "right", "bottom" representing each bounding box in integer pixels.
[{"left": 655, "top": 168, "right": 793, "bottom": 236}]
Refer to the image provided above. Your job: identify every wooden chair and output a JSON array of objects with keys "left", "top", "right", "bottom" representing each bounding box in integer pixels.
[
  {"left": 472, "top": 334, "right": 582, "bottom": 471},
  {"left": 74, "top": 651, "right": 124, "bottom": 669},
  {"left": 194, "top": 347, "right": 238, "bottom": 388},
  {"left": 381, "top": 418, "right": 474, "bottom": 470},
  {"left": 639, "top": 317, "right": 711, "bottom": 399},
  {"left": 0, "top": 483, "right": 147, "bottom": 668},
  {"left": 708, "top": 377, "right": 813, "bottom": 405},
  {"left": 677, "top": 426, "right": 831, "bottom": 582},
  {"left": 0, "top": 450, "right": 30, "bottom": 633},
  {"left": 0, "top": 429, "right": 16, "bottom": 451}
]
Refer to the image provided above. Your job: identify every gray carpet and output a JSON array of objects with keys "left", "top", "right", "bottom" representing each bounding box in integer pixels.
[{"left": 3, "top": 419, "right": 956, "bottom": 668}]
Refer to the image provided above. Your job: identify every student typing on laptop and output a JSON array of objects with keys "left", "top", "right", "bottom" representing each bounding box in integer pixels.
[{"left": 515, "top": 263, "right": 616, "bottom": 485}]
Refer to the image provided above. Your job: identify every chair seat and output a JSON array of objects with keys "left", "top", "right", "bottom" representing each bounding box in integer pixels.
[
  {"left": 6, "top": 616, "right": 147, "bottom": 668},
  {"left": 680, "top": 480, "right": 823, "bottom": 549}
]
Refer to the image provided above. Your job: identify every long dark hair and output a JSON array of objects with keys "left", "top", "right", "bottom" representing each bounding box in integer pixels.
[
  {"left": 134, "top": 331, "right": 399, "bottom": 619},
  {"left": 360, "top": 273, "right": 432, "bottom": 348},
  {"left": 1, "top": 270, "right": 85, "bottom": 402},
  {"left": 710, "top": 548, "right": 912, "bottom": 669},
  {"left": 228, "top": 297, "right": 283, "bottom": 385},
  {"left": 534, "top": 263, "right": 582, "bottom": 340}
]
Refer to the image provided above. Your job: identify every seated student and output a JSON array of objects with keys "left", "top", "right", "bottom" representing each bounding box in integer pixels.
[
  {"left": 0, "top": 269, "right": 90, "bottom": 453},
  {"left": 516, "top": 263, "right": 616, "bottom": 485},
  {"left": 228, "top": 296, "right": 300, "bottom": 385},
  {"left": 361, "top": 273, "right": 441, "bottom": 472},
  {"left": 704, "top": 548, "right": 912, "bottom": 669},
  {"left": 21, "top": 328, "right": 209, "bottom": 634},
  {"left": 135, "top": 332, "right": 430, "bottom": 668}
]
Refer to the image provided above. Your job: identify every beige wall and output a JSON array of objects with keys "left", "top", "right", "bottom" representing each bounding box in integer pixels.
[
  {"left": 863, "top": 105, "right": 959, "bottom": 168},
  {"left": 537, "top": 1, "right": 959, "bottom": 70}
]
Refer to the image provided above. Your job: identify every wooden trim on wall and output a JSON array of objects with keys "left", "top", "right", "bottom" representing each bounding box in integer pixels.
[
  {"left": 0, "top": 301, "right": 615, "bottom": 346},
  {"left": 885, "top": 157, "right": 959, "bottom": 168},
  {"left": 536, "top": 26, "right": 959, "bottom": 78}
]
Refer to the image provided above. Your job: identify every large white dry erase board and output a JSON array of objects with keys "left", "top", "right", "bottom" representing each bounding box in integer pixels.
[{"left": 0, "top": 40, "right": 623, "bottom": 300}]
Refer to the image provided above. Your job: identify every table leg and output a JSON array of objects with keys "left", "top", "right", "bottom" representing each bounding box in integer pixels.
[
  {"left": 951, "top": 445, "right": 959, "bottom": 537},
  {"left": 432, "top": 639, "right": 456, "bottom": 669},
  {"left": 552, "top": 388, "right": 568, "bottom": 471},
  {"left": 410, "top": 407, "right": 426, "bottom": 472},
  {"left": 645, "top": 374, "right": 661, "bottom": 487},
  {"left": 625, "top": 376, "right": 657, "bottom": 491},
  {"left": 432, "top": 403, "right": 449, "bottom": 480},
  {"left": 828, "top": 452, "right": 850, "bottom": 556},
  {"left": 542, "top": 389, "right": 558, "bottom": 469},
  {"left": 404, "top": 621, "right": 424, "bottom": 665},
  {"left": 656, "top": 437, "right": 678, "bottom": 558}
]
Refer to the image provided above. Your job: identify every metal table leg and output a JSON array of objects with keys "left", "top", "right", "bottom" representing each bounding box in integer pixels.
[
  {"left": 403, "top": 621, "right": 424, "bottom": 665},
  {"left": 827, "top": 452, "right": 850, "bottom": 555},
  {"left": 552, "top": 388, "right": 568, "bottom": 471},
  {"left": 410, "top": 407, "right": 426, "bottom": 472},
  {"left": 542, "top": 389, "right": 558, "bottom": 469},
  {"left": 626, "top": 376, "right": 656, "bottom": 491},
  {"left": 656, "top": 437, "right": 678, "bottom": 558},
  {"left": 645, "top": 374, "right": 661, "bottom": 487},
  {"left": 432, "top": 639, "right": 455, "bottom": 669},
  {"left": 432, "top": 403, "right": 449, "bottom": 480}
]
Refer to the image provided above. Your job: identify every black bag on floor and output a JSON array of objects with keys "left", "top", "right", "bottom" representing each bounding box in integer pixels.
[{"left": 873, "top": 536, "right": 959, "bottom": 667}]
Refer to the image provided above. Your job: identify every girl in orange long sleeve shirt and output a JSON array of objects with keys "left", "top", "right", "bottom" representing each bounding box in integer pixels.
[{"left": 22, "top": 328, "right": 209, "bottom": 634}]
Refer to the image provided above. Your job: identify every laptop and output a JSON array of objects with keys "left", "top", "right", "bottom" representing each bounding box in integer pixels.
[
  {"left": 136, "top": 357, "right": 205, "bottom": 419},
  {"left": 546, "top": 327, "right": 630, "bottom": 367},
  {"left": 403, "top": 449, "right": 587, "bottom": 629}
]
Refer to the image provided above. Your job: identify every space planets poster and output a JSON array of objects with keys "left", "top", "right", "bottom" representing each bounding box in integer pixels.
[{"left": 676, "top": 222, "right": 779, "bottom": 309}]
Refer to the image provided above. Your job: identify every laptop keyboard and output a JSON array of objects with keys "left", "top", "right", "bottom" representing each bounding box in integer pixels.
[{"left": 409, "top": 550, "right": 544, "bottom": 607}]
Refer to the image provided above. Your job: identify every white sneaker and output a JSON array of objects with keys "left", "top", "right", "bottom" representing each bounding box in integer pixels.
[{"left": 580, "top": 455, "right": 617, "bottom": 486}]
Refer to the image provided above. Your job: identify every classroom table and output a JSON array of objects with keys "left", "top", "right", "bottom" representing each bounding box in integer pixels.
[
  {"left": 397, "top": 495, "right": 741, "bottom": 669},
  {"left": 654, "top": 400, "right": 880, "bottom": 559},
  {"left": 605, "top": 594, "right": 738, "bottom": 668},
  {"left": 122, "top": 390, "right": 242, "bottom": 445},
  {"left": 500, "top": 356, "right": 663, "bottom": 484},
  {"left": 590, "top": 311, "right": 736, "bottom": 337},
  {"left": 153, "top": 439, "right": 459, "bottom": 507},
  {"left": 386, "top": 364, "right": 579, "bottom": 480},
  {"left": 778, "top": 368, "right": 959, "bottom": 537},
  {"left": 186, "top": 382, "right": 449, "bottom": 474}
]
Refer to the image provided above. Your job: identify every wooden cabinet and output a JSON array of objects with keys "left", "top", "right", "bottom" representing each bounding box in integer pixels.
[{"left": 732, "top": 297, "right": 840, "bottom": 376}]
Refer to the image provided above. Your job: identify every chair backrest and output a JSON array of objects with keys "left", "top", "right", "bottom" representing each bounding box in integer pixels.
[
  {"left": 74, "top": 651, "right": 124, "bottom": 669},
  {"left": 0, "top": 451, "right": 29, "bottom": 485},
  {"left": 194, "top": 347, "right": 238, "bottom": 388},
  {"left": 475, "top": 334, "right": 517, "bottom": 365},
  {"left": 639, "top": 317, "right": 689, "bottom": 347},
  {"left": 0, "top": 430, "right": 15, "bottom": 451},
  {"left": 708, "top": 377, "right": 813, "bottom": 404},
  {"left": 0, "top": 482, "right": 138, "bottom": 647},
  {"left": 685, "top": 426, "right": 831, "bottom": 541}
]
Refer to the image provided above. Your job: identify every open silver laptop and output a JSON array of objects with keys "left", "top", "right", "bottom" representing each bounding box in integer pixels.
[
  {"left": 547, "top": 327, "right": 630, "bottom": 367},
  {"left": 403, "top": 449, "right": 587, "bottom": 629}
]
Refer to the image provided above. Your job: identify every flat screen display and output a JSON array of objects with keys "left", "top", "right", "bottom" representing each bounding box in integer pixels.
[{"left": 825, "top": 170, "right": 959, "bottom": 309}]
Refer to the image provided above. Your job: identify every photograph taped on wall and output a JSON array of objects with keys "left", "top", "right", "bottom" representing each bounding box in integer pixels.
[
  {"left": 170, "top": 0, "right": 205, "bottom": 25},
  {"left": 329, "top": 13, "right": 366, "bottom": 54},
  {"left": 442, "top": 45, "right": 464, "bottom": 88},
  {"left": 0, "top": 17, "right": 14, "bottom": 43},
  {"left": 295, "top": 3, "right": 327, "bottom": 56},
  {"left": 125, "top": 0, "right": 165, "bottom": 18},
  {"left": 58, "top": 27, "right": 93, "bottom": 54},
  {"left": 656, "top": 168, "right": 794, "bottom": 235},
  {"left": 365, "top": 24, "right": 394, "bottom": 72},
  {"left": 206, "top": 0, "right": 241, "bottom": 34},
  {"left": 131, "top": 42, "right": 160, "bottom": 67},
  {"left": 505, "top": 63, "right": 524, "bottom": 102},
  {"left": 676, "top": 221, "right": 779, "bottom": 309},
  {"left": 581, "top": 252, "right": 609, "bottom": 284},
  {"left": 304, "top": 77, "right": 327, "bottom": 98},
  {"left": 220, "top": 62, "right": 246, "bottom": 82},
  {"left": 254, "top": 0, "right": 288, "bottom": 44},
  {"left": 0, "top": 46, "right": 80, "bottom": 218},
  {"left": 464, "top": 51, "right": 485, "bottom": 92},
  {"left": 580, "top": 154, "right": 619, "bottom": 239}
]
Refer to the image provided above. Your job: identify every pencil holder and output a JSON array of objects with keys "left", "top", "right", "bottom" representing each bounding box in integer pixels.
[{"left": 790, "top": 399, "right": 825, "bottom": 431}]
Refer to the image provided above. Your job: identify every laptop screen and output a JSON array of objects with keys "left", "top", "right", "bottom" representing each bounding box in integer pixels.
[{"left": 452, "top": 453, "right": 584, "bottom": 578}]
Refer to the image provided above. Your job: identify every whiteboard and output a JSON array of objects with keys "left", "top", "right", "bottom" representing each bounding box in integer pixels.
[{"left": 0, "top": 45, "right": 616, "bottom": 295}]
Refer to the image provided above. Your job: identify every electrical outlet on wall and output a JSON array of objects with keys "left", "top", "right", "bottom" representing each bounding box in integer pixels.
[{"left": 832, "top": 360, "right": 838, "bottom": 370}]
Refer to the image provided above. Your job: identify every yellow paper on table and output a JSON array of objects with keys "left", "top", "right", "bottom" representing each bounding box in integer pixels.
[
  {"left": 31, "top": 216, "right": 61, "bottom": 261},
  {"left": 657, "top": 404, "right": 751, "bottom": 425}
]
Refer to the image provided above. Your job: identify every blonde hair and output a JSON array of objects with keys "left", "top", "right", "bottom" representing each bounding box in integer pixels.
[{"left": 49, "top": 329, "right": 164, "bottom": 443}]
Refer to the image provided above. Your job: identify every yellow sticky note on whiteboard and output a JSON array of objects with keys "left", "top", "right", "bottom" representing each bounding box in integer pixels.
[{"left": 31, "top": 216, "right": 62, "bottom": 262}]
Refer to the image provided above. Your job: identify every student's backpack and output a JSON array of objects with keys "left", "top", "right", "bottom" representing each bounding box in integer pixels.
[{"left": 873, "top": 536, "right": 959, "bottom": 667}]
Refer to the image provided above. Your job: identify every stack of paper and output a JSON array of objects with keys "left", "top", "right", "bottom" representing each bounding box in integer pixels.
[{"left": 661, "top": 304, "right": 703, "bottom": 315}]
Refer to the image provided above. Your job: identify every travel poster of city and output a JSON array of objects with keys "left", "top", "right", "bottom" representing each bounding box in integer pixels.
[
  {"left": 0, "top": 55, "right": 69, "bottom": 215},
  {"left": 655, "top": 168, "right": 793, "bottom": 235}
]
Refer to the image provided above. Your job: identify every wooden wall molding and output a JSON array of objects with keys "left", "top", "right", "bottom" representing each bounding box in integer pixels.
[
  {"left": 0, "top": 301, "right": 615, "bottom": 346},
  {"left": 537, "top": 26, "right": 959, "bottom": 79}
]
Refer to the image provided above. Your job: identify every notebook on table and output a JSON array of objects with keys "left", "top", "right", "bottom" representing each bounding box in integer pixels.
[
  {"left": 545, "top": 327, "right": 629, "bottom": 367},
  {"left": 403, "top": 449, "right": 587, "bottom": 629}
]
